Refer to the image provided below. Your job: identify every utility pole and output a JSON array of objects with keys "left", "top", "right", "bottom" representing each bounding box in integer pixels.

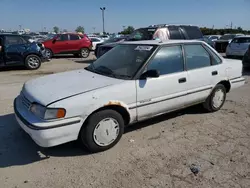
[
  {"left": 230, "top": 21, "right": 233, "bottom": 30},
  {"left": 19, "top": 25, "right": 22, "bottom": 30},
  {"left": 93, "top": 27, "right": 96, "bottom": 33},
  {"left": 100, "top": 7, "right": 106, "bottom": 33}
]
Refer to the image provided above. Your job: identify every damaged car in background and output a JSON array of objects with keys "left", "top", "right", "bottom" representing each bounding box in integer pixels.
[
  {"left": 0, "top": 34, "right": 49, "bottom": 70},
  {"left": 14, "top": 40, "right": 245, "bottom": 152}
]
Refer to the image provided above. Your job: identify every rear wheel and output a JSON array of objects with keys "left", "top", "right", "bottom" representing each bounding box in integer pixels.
[
  {"left": 25, "top": 55, "right": 41, "bottom": 70},
  {"left": 80, "top": 48, "right": 90, "bottom": 58},
  {"left": 79, "top": 109, "right": 124, "bottom": 153},
  {"left": 203, "top": 84, "right": 226, "bottom": 112}
]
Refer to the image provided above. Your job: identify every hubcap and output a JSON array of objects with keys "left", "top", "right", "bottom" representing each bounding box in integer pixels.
[
  {"left": 27, "top": 57, "right": 39, "bottom": 68},
  {"left": 45, "top": 50, "right": 51, "bottom": 58},
  {"left": 212, "top": 89, "right": 224, "bottom": 108},
  {"left": 81, "top": 49, "right": 89, "bottom": 57},
  {"left": 93, "top": 118, "right": 120, "bottom": 146}
]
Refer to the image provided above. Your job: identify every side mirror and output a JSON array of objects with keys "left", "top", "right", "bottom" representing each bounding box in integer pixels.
[{"left": 140, "top": 69, "right": 160, "bottom": 79}]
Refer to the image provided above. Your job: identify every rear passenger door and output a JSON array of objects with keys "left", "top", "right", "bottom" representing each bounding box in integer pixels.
[
  {"left": 184, "top": 44, "right": 222, "bottom": 104},
  {"left": 68, "top": 34, "right": 81, "bottom": 52}
]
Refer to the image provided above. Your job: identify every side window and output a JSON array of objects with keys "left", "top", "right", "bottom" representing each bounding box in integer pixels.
[
  {"left": 69, "top": 34, "right": 80, "bottom": 40},
  {"left": 203, "top": 45, "right": 222, "bottom": 65},
  {"left": 58, "top": 34, "right": 68, "bottom": 41},
  {"left": 182, "top": 26, "right": 203, "bottom": 39},
  {"left": 168, "top": 27, "right": 184, "bottom": 39},
  {"left": 147, "top": 46, "right": 184, "bottom": 76},
  {"left": 184, "top": 44, "right": 211, "bottom": 70},
  {"left": 5, "top": 36, "right": 26, "bottom": 45}
]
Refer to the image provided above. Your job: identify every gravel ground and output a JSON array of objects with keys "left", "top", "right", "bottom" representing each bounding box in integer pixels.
[{"left": 0, "top": 54, "right": 250, "bottom": 188}]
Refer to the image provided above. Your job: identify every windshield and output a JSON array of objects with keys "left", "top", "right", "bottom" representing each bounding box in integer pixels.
[
  {"left": 220, "top": 34, "right": 236, "bottom": 40},
  {"left": 127, "top": 28, "right": 156, "bottom": 41},
  {"left": 86, "top": 44, "right": 157, "bottom": 79}
]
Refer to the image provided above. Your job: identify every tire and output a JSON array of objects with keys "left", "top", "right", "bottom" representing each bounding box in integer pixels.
[
  {"left": 25, "top": 55, "right": 42, "bottom": 70},
  {"left": 80, "top": 48, "right": 90, "bottom": 58},
  {"left": 45, "top": 48, "right": 53, "bottom": 59},
  {"left": 79, "top": 109, "right": 124, "bottom": 153},
  {"left": 203, "top": 84, "right": 226, "bottom": 112}
]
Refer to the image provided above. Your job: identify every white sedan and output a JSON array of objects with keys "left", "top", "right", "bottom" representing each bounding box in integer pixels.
[
  {"left": 89, "top": 37, "right": 104, "bottom": 50},
  {"left": 14, "top": 40, "right": 245, "bottom": 152}
]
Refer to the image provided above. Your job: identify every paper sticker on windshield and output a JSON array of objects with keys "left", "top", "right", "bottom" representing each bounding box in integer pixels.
[{"left": 135, "top": 46, "right": 153, "bottom": 51}]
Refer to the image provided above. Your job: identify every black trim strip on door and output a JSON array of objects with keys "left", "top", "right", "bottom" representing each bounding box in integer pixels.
[{"left": 129, "top": 87, "right": 212, "bottom": 109}]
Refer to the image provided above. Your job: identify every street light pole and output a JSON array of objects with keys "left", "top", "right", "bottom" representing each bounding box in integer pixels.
[{"left": 100, "top": 7, "right": 106, "bottom": 33}]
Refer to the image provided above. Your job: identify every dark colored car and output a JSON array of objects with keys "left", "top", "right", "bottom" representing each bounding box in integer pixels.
[
  {"left": 96, "top": 24, "right": 204, "bottom": 58},
  {"left": 42, "top": 33, "right": 92, "bottom": 59},
  {"left": 94, "top": 36, "right": 127, "bottom": 57},
  {"left": 202, "top": 36, "right": 215, "bottom": 48},
  {"left": 215, "top": 34, "right": 244, "bottom": 53},
  {"left": 0, "top": 34, "right": 48, "bottom": 70},
  {"left": 242, "top": 45, "right": 250, "bottom": 69}
]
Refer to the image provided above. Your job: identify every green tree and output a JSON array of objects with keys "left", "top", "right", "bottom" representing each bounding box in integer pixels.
[
  {"left": 53, "top": 26, "right": 59, "bottom": 34},
  {"left": 63, "top": 29, "right": 68, "bottom": 32},
  {"left": 75, "top": 26, "right": 84, "bottom": 33},
  {"left": 237, "top": 27, "right": 243, "bottom": 32},
  {"left": 120, "top": 26, "right": 135, "bottom": 35}
]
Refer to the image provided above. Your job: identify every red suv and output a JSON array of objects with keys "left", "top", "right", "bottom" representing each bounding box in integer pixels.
[{"left": 42, "top": 33, "right": 92, "bottom": 58}]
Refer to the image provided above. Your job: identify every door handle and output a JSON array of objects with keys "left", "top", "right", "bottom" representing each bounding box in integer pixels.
[
  {"left": 212, "top": 71, "right": 218, "bottom": 76},
  {"left": 178, "top": 77, "right": 186, "bottom": 83}
]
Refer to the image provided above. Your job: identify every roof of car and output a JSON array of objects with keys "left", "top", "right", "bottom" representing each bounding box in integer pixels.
[{"left": 122, "top": 40, "right": 206, "bottom": 46}]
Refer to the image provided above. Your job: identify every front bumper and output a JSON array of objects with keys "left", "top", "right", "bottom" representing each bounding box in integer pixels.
[
  {"left": 14, "top": 97, "right": 83, "bottom": 147},
  {"left": 40, "top": 50, "right": 50, "bottom": 62}
]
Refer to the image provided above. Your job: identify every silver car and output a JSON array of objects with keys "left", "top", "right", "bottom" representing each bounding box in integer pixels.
[{"left": 226, "top": 35, "right": 250, "bottom": 58}]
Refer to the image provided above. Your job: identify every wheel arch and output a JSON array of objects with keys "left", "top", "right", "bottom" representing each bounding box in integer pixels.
[
  {"left": 217, "top": 80, "right": 231, "bottom": 93},
  {"left": 84, "top": 103, "right": 131, "bottom": 126}
]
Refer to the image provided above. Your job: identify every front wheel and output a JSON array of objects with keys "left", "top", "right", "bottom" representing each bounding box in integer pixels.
[
  {"left": 45, "top": 48, "right": 53, "bottom": 59},
  {"left": 203, "top": 84, "right": 226, "bottom": 112},
  {"left": 25, "top": 55, "right": 42, "bottom": 70},
  {"left": 80, "top": 48, "right": 90, "bottom": 58},
  {"left": 79, "top": 109, "right": 124, "bottom": 153}
]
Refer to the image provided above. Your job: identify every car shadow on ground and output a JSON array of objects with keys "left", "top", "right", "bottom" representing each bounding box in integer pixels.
[
  {"left": 73, "top": 59, "right": 95, "bottom": 64},
  {"left": 0, "top": 104, "right": 206, "bottom": 168},
  {"left": 0, "top": 66, "right": 26, "bottom": 72}
]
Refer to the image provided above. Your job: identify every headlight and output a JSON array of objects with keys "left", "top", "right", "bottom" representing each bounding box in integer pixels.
[{"left": 30, "top": 103, "right": 66, "bottom": 120}]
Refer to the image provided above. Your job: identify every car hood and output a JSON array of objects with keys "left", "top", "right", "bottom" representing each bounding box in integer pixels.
[{"left": 22, "top": 69, "right": 124, "bottom": 105}]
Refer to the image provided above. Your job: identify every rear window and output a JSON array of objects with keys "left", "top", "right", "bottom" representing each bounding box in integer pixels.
[
  {"left": 231, "top": 37, "right": 250, "bottom": 43},
  {"left": 181, "top": 26, "right": 203, "bottom": 39}
]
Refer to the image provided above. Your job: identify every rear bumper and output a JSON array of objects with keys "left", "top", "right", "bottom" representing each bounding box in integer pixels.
[{"left": 230, "top": 77, "right": 246, "bottom": 90}]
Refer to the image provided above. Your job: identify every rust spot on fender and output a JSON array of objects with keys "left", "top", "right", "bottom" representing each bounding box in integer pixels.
[{"left": 104, "top": 100, "right": 123, "bottom": 107}]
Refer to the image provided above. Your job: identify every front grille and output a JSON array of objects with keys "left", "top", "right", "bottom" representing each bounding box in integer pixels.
[{"left": 20, "top": 93, "right": 32, "bottom": 110}]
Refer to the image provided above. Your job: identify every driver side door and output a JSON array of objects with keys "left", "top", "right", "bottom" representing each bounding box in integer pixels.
[
  {"left": 135, "top": 45, "right": 189, "bottom": 120},
  {"left": 52, "top": 34, "right": 69, "bottom": 54}
]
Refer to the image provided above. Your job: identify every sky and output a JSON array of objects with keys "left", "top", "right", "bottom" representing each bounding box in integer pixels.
[{"left": 0, "top": 0, "right": 249, "bottom": 33}]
